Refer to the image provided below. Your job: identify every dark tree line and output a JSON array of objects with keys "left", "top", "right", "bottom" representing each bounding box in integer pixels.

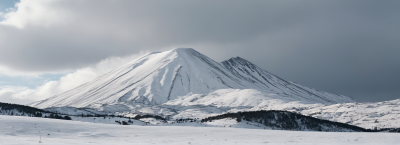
[
  {"left": 45, "top": 113, "right": 72, "bottom": 120},
  {"left": 0, "top": 102, "right": 71, "bottom": 120},
  {"left": 133, "top": 114, "right": 167, "bottom": 121},
  {"left": 0, "top": 102, "right": 49, "bottom": 115},
  {"left": 115, "top": 120, "right": 129, "bottom": 125},
  {"left": 133, "top": 115, "right": 167, "bottom": 123},
  {"left": 201, "top": 110, "right": 394, "bottom": 132},
  {"left": 174, "top": 118, "right": 199, "bottom": 123}
]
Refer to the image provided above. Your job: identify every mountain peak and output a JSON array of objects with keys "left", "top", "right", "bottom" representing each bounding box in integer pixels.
[
  {"left": 227, "top": 56, "right": 249, "bottom": 62},
  {"left": 160, "top": 48, "right": 203, "bottom": 59},
  {"left": 168, "top": 48, "right": 196, "bottom": 55},
  {"left": 222, "top": 56, "right": 256, "bottom": 69},
  {"left": 172, "top": 48, "right": 195, "bottom": 52}
]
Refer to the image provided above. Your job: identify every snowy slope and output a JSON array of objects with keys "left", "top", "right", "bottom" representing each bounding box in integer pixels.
[
  {"left": 1, "top": 115, "right": 400, "bottom": 145},
  {"left": 222, "top": 57, "right": 353, "bottom": 104},
  {"left": 300, "top": 99, "right": 400, "bottom": 129},
  {"left": 30, "top": 48, "right": 354, "bottom": 109}
]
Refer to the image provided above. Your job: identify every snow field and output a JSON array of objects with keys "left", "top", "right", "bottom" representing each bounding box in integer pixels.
[{"left": 1, "top": 115, "right": 400, "bottom": 145}]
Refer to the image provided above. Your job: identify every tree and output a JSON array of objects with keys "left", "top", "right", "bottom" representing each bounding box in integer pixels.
[
  {"left": 236, "top": 117, "right": 242, "bottom": 122},
  {"left": 64, "top": 116, "right": 72, "bottom": 120}
]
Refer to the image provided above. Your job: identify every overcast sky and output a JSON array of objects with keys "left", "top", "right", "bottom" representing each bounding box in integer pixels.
[{"left": 0, "top": 0, "right": 399, "bottom": 104}]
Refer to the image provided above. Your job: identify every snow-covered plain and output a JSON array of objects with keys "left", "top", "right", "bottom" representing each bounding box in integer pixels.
[
  {"left": 301, "top": 99, "right": 400, "bottom": 129},
  {"left": 1, "top": 115, "right": 399, "bottom": 145}
]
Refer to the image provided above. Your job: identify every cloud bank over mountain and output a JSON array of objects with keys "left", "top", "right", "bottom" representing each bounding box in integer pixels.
[{"left": 0, "top": 51, "right": 147, "bottom": 104}]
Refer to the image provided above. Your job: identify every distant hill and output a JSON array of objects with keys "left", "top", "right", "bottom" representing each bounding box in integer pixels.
[{"left": 0, "top": 102, "right": 71, "bottom": 120}]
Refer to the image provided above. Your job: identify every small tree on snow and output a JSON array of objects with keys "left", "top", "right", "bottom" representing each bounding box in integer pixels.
[{"left": 236, "top": 117, "right": 242, "bottom": 122}]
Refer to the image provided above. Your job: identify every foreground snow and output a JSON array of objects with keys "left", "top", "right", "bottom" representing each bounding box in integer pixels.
[{"left": 1, "top": 116, "right": 399, "bottom": 145}]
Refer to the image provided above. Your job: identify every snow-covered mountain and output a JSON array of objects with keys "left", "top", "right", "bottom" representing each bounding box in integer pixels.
[
  {"left": 29, "top": 48, "right": 400, "bottom": 129},
  {"left": 30, "top": 48, "right": 354, "bottom": 110}
]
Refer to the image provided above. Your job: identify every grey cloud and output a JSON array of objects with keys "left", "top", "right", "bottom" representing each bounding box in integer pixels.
[
  {"left": 0, "top": 0, "right": 399, "bottom": 102},
  {"left": 0, "top": 0, "right": 316, "bottom": 71}
]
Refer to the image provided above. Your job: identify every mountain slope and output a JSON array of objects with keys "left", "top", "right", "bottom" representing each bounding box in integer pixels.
[
  {"left": 31, "top": 48, "right": 248, "bottom": 108},
  {"left": 222, "top": 57, "right": 353, "bottom": 104},
  {"left": 30, "top": 48, "right": 354, "bottom": 110}
]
